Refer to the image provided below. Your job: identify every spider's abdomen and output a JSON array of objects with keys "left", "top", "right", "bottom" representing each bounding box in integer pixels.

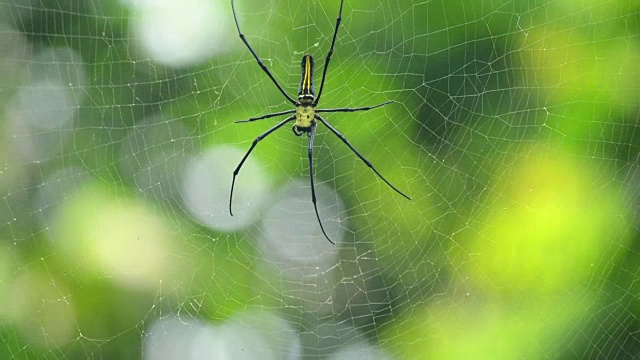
[
  {"left": 295, "top": 104, "right": 316, "bottom": 130},
  {"left": 298, "top": 55, "right": 315, "bottom": 104}
]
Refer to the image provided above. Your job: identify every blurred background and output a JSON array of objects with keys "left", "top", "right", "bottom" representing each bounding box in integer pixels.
[{"left": 0, "top": 0, "right": 639, "bottom": 359}]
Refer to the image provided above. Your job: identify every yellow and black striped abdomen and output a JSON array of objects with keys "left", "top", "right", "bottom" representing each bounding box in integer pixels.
[{"left": 298, "top": 55, "right": 315, "bottom": 104}]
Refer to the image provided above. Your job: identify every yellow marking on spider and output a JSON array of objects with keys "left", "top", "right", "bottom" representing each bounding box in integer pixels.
[
  {"left": 302, "top": 56, "right": 312, "bottom": 95},
  {"left": 298, "top": 55, "right": 315, "bottom": 103},
  {"left": 295, "top": 104, "right": 316, "bottom": 128}
]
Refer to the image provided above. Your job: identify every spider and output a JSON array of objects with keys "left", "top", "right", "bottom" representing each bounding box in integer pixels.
[{"left": 229, "top": 0, "right": 411, "bottom": 244}]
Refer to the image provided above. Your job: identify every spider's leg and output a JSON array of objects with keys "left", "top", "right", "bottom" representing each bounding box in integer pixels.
[
  {"left": 313, "top": 0, "right": 344, "bottom": 106},
  {"left": 308, "top": 123, "right": 335, "bottom": 244},
  {"left": 230, "top": 116, "right": 295, "bottom": 216},
  {"left": 315, "top": 114, "right": 411, "bottom": 200},
  {"left": 292, "top": 124, "right": 305, "bottom": 136},
  {"left": 236, "top": 109, "right": 296, "bottom": 123},
  {"left": 317, "top": 100, "right": 393, "bottom": 114},
  {"left": 231, "top": 0, "right": 296, "bottom": 105}
]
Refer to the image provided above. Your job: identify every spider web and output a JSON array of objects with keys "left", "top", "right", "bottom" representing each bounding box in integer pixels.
[{"left": 0, "top": 0, "right": 639, "bottom": 358}]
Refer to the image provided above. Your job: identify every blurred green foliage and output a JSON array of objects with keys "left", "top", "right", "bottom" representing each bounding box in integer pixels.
[{"left": 0, "top": 0, "right": 638, "bottom": 359}]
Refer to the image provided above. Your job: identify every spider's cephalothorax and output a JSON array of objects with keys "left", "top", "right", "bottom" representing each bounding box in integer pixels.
[
  {"left": 294, "top": 55, "right": 316, "bottom": 136},
  {"left": 230, "top": 0, "right": 411, "bottom": 245}
]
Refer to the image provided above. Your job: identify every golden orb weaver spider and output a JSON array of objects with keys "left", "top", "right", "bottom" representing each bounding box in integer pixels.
[{"left": 229, "top": 0, "right": 411, "bottom": 244}]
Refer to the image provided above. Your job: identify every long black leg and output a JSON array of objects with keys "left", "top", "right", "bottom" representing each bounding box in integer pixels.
[
  {"left": 315, "top": 115, "right": 411, "bottom": 200},
  {"left": 230, "top": 116, "right": 295, "bottom": 215},
  {"left": 235, "top": 109, "right": 296, "bottom": 123},
  {"left": 308, "top": 124, "right": 335, "bottom": 244},
  {"left": 231, "top": 0, "right": 297, "bottom": 105},
  {"left": 317, "top": 100, "right": 393, "bottom": 114},
  {"left": 313, "top": 0, "right": 344, "bottom": 106}
]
